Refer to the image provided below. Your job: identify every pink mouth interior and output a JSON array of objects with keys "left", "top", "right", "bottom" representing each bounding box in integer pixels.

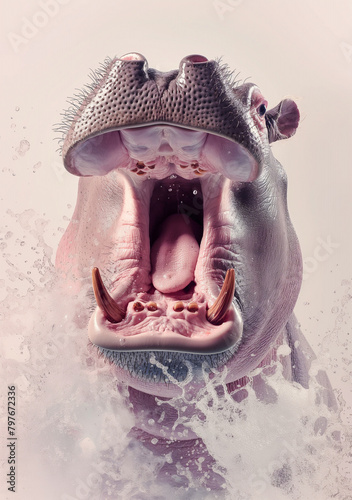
[
  {"left": 150, "top": 213, "right": 200, "bottom": 294},
  {"left": 84, "top": 125, "right": 250, "bottom": 354}
]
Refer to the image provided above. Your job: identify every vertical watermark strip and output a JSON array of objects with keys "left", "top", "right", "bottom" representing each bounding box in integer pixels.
[{"left": 6, "top": 386, "right": 17, "bottom": 493}]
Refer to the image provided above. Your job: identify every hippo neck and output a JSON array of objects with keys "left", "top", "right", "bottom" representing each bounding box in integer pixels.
[
  {"left": 126, "top": 332, "right": 292, "bottom": 442},
  {"left": 128, "top": 426, "right": 225, "bottom": 490}
]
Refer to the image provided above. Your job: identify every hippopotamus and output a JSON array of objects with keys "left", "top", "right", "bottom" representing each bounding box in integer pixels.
[{"left": 56, "top": 53, "right": 335, "bottom": 490}]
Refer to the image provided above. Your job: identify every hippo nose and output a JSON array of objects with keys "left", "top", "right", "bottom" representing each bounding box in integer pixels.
[
  {"left": 117, "top": 52, "right": 149, "bottom": 74},
  {"left": 181, "top": 54, "right": 209, "bottom": 63},
  {"left": 176, "top": 54, "right": 215, "bottom": 89},
  {"left": 118, "top": 52, "right": 148, "bottom": 62},
  {"left": 116, "top": 52, "right": 149, "bottom": 86}
]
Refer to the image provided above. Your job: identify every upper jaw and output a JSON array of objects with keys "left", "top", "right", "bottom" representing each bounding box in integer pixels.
[
  {"left": 60, "top": 55, "right": 265, "bottom": 173},
  {"left": 64, "top": 124, "right": 260, "bottom": 183},
  {"left": 86, "top": 125, "right": 257, "bottom": 355}
]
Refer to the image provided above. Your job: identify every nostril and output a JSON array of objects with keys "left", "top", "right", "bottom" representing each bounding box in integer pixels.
[
  {"left": 119, "top": 52, "right": 147, "bottom": 62},
  {"left": 182, "top": 54, "right": 208, "bottom": 63}
]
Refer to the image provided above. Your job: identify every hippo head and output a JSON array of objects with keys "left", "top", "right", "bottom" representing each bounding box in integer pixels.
[{"left": 56, "top": 53, "right": 302, "bottom": 397}]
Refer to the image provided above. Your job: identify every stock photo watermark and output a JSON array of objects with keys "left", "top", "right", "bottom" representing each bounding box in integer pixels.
[
  {"left": 51, "top": 160, "right": 66, "bottom": 183},
  {"left": 340, "top": 41, "right": 352, "bottom": 64},
  {"left": 302, "top": 235, "right": 340, "bottom": 281},
  {"left": 213, "top": 0, "right": 245, "bottom": 21},
  {"left": 9, "top": 323, "right": 76, "bottom": 397},
  {"left": 61, "top": 470, "right": 103, "bottom": 500},
  {"left": 5, "top": 386, "right": 17, "bottom": 493},
  {"left": 247, "top": 438, "right": 297, "bottom": 495},
  {"left": 7, "top": 0, "right": 73, "bottom": 53}
]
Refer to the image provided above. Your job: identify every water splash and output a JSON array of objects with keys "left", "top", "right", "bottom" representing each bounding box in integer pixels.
[
  {"left": 15, "top": 139, "right": 30, "bottom": 157},
  {"left": 0, "top": 211, "right": 351, "bottom": 500}
]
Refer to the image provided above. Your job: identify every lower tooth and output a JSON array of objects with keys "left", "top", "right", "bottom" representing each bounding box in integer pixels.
[
  {"left": 133, "top": 301, "right": 144, "bottom": 312},
  {"left": 173, "top": 301, "right": 184, "bottom": 312},
  {"left": 187, "top": 302, "right": 198, "bottom": 313},
  {"left": 206, "top": 269, "right": 235, "bottom": 325},
  {"left": 91, "top": 267, "right": 125, "bottom": 323},
  {"left": 147, "top": 302, "right": 158, "bottom": 311}
]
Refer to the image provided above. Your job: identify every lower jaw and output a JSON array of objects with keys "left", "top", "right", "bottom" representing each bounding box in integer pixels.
[
  {"left": 95, "top": 346, "right": 239, "bottom": 397},
  {"left": 88, "top": 292, "right": 243, "bottom": 397},
  {"left": 89, "top": 262, "right": 242, "bottom": 356},
  {"left": 88, "top": 303, "right": 242, "bottom": 354},
  {"left": 86, "top": 169, "right": 243, "bottom": 376}
]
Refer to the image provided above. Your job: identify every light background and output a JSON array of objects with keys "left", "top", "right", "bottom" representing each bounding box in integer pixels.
[{"left": 1, "top": 0, "right": 351, "bottom": 496}]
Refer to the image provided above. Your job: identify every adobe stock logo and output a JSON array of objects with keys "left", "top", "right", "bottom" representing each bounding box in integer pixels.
[
  {"left": 8, "top": 0, "right": 72, "bottom": 53},
  {"left": 302, "top": 235, "right": 340, "bottom": 281},
  {"left": 213, "top": 0, "right": 244, "bottom": 21},
  {"left": 340, "top": 41, "right": 352, "bottom": 64}
]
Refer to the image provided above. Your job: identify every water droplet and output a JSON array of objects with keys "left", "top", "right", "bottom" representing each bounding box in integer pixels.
[
  {"left": 15, "top": 139, "right": 30, "bottom": 157},
  {"left": 168, "top": 188, "right": 172, "bottom": 192}
]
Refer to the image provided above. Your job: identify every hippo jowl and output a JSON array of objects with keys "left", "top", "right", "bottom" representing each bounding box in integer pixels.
[{"left": 55, "top": 53, "right": 334, "bottom": 485}]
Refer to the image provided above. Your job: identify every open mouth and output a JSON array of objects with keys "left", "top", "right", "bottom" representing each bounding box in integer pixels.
[
  {"left": 86, "top": 124, "right": 254, "bottom": 355},
  {"left": 56, "top": 52, "right": 302, "bottom": 387}
]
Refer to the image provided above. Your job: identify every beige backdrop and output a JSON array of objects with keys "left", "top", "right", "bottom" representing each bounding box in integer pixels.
[{"left": 1, "top": 0, "right": 351, "bottom": 497}]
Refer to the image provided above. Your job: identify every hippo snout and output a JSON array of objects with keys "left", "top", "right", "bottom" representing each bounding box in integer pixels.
[{"left": 56, "top": 53, "right": 302, "bottom": 394}]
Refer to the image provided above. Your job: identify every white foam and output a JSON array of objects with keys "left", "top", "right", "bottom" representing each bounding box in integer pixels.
[{"left": 1, "top": 213, "right": 351, "bottom": 500}]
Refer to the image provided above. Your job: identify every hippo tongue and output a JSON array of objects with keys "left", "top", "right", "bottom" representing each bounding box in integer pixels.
[{"left": 151, "top": 214, "right": 200, "bottom": 294}]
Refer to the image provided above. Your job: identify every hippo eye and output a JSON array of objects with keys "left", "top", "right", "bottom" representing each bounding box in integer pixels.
[{"left": 258, "top": 103, "right": 267, "bottom": 117}]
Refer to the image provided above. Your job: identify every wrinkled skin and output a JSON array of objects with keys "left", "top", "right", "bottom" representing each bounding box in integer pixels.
[{"left": 56, "top": 53, "right": 335, "bottom": 489}]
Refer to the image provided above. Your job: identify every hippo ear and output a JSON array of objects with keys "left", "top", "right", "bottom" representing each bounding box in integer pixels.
[{"left": 265, "top": 99, "right": 300, "bottom": 143}]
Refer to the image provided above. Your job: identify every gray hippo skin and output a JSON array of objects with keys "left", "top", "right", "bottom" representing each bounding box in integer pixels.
[{"left": 56, "top": 53, "right": 335, "bottom": 489}]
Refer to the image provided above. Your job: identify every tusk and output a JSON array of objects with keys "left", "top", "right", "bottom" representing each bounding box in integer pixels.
[
  {"left": 206, "top": 269, "right": 235, "bottom": 325},
  {"left": 92, "top": 267, "right": 125, "bottom": 323}
]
